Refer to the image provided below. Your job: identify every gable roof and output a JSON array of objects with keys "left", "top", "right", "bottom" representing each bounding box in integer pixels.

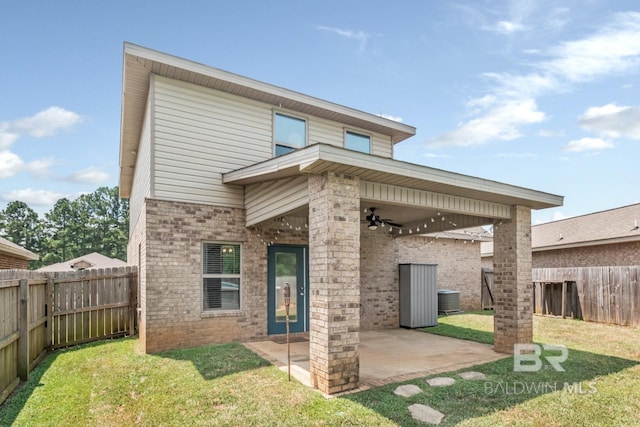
[
  {"left": 0, "top": 236, "right": 39, "bottom": 261},
  {"left": 482, "top": 203, "right": 640, "bottom": 255},
  {"left": 36, "top": 252, "right": 127, "bottom": 272},
  {"left": 532, "top": 203, "right": 640, "bottom": 250},
  {"left": 119, "top": 43, "right": 416, "bottom": 198}
]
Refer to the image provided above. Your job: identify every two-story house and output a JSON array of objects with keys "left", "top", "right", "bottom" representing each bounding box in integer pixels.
[{"left": 119, "top": 43, "right": 563, "bottom": 394}]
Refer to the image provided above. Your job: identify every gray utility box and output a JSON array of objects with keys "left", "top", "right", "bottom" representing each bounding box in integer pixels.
[{"left": 399, "top": 263, "right": 438, "bottom": 328}]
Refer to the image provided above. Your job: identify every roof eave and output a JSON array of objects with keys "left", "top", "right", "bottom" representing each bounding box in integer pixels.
[
  {"left": 223, "top": 144, "right": 564, "bottom": 210},
  {"left": 119, "top": 43, "right": 416, "bottom": 198}
]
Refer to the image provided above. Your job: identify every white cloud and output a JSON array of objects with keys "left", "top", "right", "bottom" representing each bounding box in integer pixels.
[
  {"left": 62, "top": 166, "right": 110, "bottom": 184},
  {"left": 0, "top": 150, "right": 54, "bottom": 179},
  {"left": 484, "top": 20, "right": 526, "bottom": 34},
  {"left": 0, "top": 107, "right": 81, "bottom": 148},
  {"left": 316, "top": 25, "right": 375, "bottom": 51},
  {"left": 377, "top": 113, "right": 403, "bottom": 123},
  {"left": 429, "top": 11, "right": 640, "bottom": 148},
  {"left": 578, "top": 103, "right": 640, "bottom": 139},
  {"left": 542, "top": 12, "right": 640, "bottom": 83},
  {"left": 563, "top": 137, "right": 614, "bottom": 152},
  {"left": 0, "top": 188, "right": 69, "bottom": 206},
  {"left": 429, "top": 99, "right": 545, "bottom": 147},
  {"left": 538, "top": 129, "right": 565, "bottom": 137},
  {"left": 0, "top": 131, "right": 18, "bottom": 150},
  {"left": 0, "top": 151, "right": 25, "bottom": 178}
]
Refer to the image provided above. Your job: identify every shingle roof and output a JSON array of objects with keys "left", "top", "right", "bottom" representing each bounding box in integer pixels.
[
  {"left": 0, "top": 236, "right": 39, "bottom": 261},
  {"left": 36, "top": 252, "right": 127, "bottom": 272},
  {"left": 532, "top": 203, "right": 640, "bottom": 249},
  {"left": 481, "top": 203, "right": 640, "bottom": 255}
]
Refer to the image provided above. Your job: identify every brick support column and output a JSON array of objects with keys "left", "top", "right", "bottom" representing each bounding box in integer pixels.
[
  {"left": 308, "top": 172, "right": 360, "bottom": 394},
  {"left": 493, "top": 205, "right": 533, "bottom": 353}
]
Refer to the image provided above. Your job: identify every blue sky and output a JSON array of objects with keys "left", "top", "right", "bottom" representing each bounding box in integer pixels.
[{"left": 1, "top": 0, "right": 639, "bottom": 224}]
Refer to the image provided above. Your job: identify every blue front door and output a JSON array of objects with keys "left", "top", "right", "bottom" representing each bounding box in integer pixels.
[{"left": 267, "top": 245, "right": 308, "bottom": 335}]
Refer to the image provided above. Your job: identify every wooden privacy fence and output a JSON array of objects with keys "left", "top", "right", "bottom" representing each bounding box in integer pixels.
[
  {"left": 0, "top": 267, "right": 137, "bottom": 404},
  {"left": 532, "top": 266, "right": 640, "bottom": 327}
]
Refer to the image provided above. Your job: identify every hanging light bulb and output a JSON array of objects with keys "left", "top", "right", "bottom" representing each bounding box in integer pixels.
[
  {"left": 431, "top": 217, "right": 435, "bottom": 223},
  {"left": 416, "top": 227, "right": 420, "bottom": 232},
  {"left": 389, "top": 226, "right": 393, "bottom": 232},
  {"left": 409, "top": 229, "right": 412, "bottom": 234},
  {"left": 399, "top": 229, "right": 403, "bottom": 234}
]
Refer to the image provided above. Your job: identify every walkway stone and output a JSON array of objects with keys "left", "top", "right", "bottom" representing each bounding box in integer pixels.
[
  {"left": 408, "top": 404, "right": 445, "bottom": 424},
  {"left": 426, "top": 377, "right": 455, "bottom": 386},
  {"left": 458, "top": 371, "right": 486, "bottom": 380},
  {"left": 394, "top": 384, "right": 423, "bottom": 397}
]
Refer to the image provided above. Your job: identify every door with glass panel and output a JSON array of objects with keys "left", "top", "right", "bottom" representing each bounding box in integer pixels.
[{"left": 267, "top": 245, "right": 308, "bottom": 334}]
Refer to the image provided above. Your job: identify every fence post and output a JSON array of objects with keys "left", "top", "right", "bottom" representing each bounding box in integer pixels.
[
  {"left": 128, "top": 271, "right": 136, "bottom": 336},
  {"left": 47, "top": 277, "right": 54, "bottom": 349},
  {"left": 18, "top": 278, "right": 29, "bottom": 381}
]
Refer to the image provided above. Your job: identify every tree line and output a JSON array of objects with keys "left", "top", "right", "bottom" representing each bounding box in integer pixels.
[{"left": 0, "top": 186, "right": 129, "bottom": 269}]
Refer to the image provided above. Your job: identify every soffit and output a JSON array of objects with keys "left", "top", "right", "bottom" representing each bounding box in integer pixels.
[{"left": 223, "top": 144, "right": 564, "bottom": 210}]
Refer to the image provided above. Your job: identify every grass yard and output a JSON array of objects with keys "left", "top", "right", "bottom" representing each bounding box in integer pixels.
[
  {"left": 1, "top": 313, "right": 638, "bottom": 426},
  {"left": 348, "top": 312, "right": 640, "bottom": 426}
]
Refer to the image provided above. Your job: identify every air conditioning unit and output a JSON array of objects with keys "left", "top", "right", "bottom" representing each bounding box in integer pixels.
[{"left": 438, "top": 289, "right": 462, "bottom": 314}]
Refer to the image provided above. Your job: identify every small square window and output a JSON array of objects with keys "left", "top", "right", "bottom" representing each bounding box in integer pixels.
[
  {"left": 345, "top": 131, "right": 371, "bottom": 154},
  {"left": 274, "top": 113, "right": 306, "bottom": 156},
  {"left": 203, "top": 243, "right": 241, "bottom": 311}
]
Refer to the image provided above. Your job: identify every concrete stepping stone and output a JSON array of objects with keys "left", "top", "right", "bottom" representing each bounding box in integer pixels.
[
  {"left": 426, "top": 377, "right": 455, "bottom": 386},
  {"left": 408, "top": 403, "right": 445, "bottom": 425},
  {"left": 458, "top": 371, "right": 486, "bottom": 380},
  {"left": 394, "top": 384, "right": 423, "bottom": 397}
]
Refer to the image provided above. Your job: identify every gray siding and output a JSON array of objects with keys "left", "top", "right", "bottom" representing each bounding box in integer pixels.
[
  {"left": 150, "top": 75, "right": 395, "bottom": 210},
  {"left": 129, "top": 98, "right": 152, "bottom": 236},
  {"left": 245, "top": 176, "right": 309, "bottom": 226}
]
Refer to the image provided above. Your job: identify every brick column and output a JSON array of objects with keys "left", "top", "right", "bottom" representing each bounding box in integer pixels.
[
  {"left": 493, "top": 205, "right": 533, "bottom": 353},
  {"left": 308, "top": 172, "right": 360, "bottom": 394}
]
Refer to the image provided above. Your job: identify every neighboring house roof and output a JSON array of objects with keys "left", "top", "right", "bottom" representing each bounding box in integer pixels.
[
  {"left": 36, "top": 252, "right": 127, "bottom": 272},
  {"left": 481, "top": 203, "right": 640, "bottom": 256},
  {"left": 119, "top": 42, "right": 417, "bottom": 198},
  {"left": 0, "top": 236, "right": 39, "bottom": 261}
]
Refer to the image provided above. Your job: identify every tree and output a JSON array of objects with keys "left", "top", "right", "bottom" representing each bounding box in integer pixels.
[
  {"left": 2, "top": 186, "right": 129, "bottom": 269},
  {"left": 0, "top": 201, "right": 44, "bottom": 262}
]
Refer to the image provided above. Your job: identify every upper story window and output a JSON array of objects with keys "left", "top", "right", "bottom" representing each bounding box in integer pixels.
[
  {"left": 345, "top": 130, "right": 371, "bottom": 154},
  {"left": 274, "top": 112, "right": 306, "bottom": 156}
]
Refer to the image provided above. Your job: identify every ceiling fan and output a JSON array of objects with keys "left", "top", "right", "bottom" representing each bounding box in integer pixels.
[{"left": 363, "top": 207, "right": 402, "bottom": 230}]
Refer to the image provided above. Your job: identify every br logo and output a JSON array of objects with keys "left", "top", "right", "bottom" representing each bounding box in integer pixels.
[{"left": 513, "top": 344, "right": 568, "bottom": 372}]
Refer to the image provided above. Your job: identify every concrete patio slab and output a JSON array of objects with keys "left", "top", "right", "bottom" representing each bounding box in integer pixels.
[{"left": 244, "top": 328, "right": 507, "bottom": 393}]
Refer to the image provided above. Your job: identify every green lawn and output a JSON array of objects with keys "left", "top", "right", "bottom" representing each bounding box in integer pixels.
[
  {"left": 348, "top": 312, "right": 640, "bottom": 426},
  {"left": 1, "top": 313, "right": 639, "bottom": 426}
]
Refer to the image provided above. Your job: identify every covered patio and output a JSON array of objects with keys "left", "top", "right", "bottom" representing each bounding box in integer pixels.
[
  {"left": 245, "top": 328, "right": 508, "bottom": 393},
  {"left": 225, "top": 143, "right": 563, "bottom": 394}
]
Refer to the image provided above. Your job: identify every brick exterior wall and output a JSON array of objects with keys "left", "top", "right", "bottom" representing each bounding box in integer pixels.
[
  {"left": 137, "top": 198, "right": 309, "bottom": 353},
  {"left": 0, "top": 254, "right": 28, "bottom": 270},
  {"left": 397, "top": 237, "right": 481, "bottom": 312},
  {"left": 308, "top": 172, "right": 360, "bottom": 394},
  {"left": 532, "top": 241, "right": 640, "bottom": 268},
  {"left": 493, "top": 206, "right": 533, "bottom": 354}
]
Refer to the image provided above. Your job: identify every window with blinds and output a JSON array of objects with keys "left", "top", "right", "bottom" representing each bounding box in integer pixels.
[{"left": 202, "top": 243, "right": 241, "bottom": 311}]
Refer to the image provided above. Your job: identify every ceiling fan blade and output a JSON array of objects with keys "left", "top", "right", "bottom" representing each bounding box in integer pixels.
[{"left": 384, "top": 221, "right": 403, "bottom": 228}]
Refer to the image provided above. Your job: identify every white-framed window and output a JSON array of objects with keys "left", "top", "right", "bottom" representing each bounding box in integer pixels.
[
  {"left": 345, "top": 130, "right": 371, "bottom": 154},
  {"left": 274, "top": 112, "right": 307, "bottom": 156},
  {"left": 202, "top": 242, "right": 241, "bottom": 311}
]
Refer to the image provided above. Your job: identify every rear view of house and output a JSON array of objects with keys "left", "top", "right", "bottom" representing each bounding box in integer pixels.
[{"left": 119, "top": 43, "right": 563, "bottom": 394}]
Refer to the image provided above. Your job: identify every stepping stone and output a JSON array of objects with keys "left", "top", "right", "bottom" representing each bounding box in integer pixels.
[
  {"left": 408, "top": 404, "right": 445, "bottom": 425},
  {"left": 394, "top": 384, "right": 423, "bottom": 397},
  {"left": 458, "top": 371, "right": 486, "bottom": 380},
  {"left": 426, "top": 377, "right": 455, "bottom": 386}
]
